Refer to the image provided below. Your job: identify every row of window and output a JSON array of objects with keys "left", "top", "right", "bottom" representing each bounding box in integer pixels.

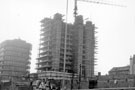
[
  {"left": 0, "top": 71, "right": 27, "bottom": 75},
  {"left": 3, "top": 51, "right": 29, "bottom": 57},
  {"left": 0, "top": 60, "right": 29, "bottom": 66},
  {"left": 0, "top": 66, "right": 28, "bottom": 71},
  {"left": 0, "top": 56, "right": 30, "bottom": 62},
  {"left": 4, "top": 46, "right": 30, "bottom": 53}
]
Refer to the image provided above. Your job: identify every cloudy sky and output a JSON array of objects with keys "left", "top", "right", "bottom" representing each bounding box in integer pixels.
[{"left": 0, "top": 0, "right": 134, "bottom": 75}]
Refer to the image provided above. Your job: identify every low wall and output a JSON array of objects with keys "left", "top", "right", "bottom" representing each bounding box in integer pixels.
[
  {"left": 97, "top": 74, "right": 135, "bottom": 88},
  {"left": 73, "top": 87, "right": 135, "bottom": 90}
]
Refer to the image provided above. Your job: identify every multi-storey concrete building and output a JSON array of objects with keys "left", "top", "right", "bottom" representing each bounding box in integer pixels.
[
  {"left": 73, "top": 15, "right": 96, "bottom": 78},
  {"left": 37, "top": 13, "right": 96, "bottom": 80},
  {"left": 0, "top": 39, "right": 32, "bottom": 81},
  {"left": 37, "top": 13, "right": 73, "bottom": 72},
  {"left": 109, "top": 65, "right": 130, "bottom": 75}
]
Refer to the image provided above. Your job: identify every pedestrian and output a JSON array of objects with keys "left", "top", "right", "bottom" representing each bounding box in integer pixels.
[
  {"left": 45, "top": 80, "right": 51, "bottom": 90},
  {"left": 38, "top": 79, "right": 46, "bottom": 90},
  {"left": 29, "top": 81, "right": 33, "bottom": 90},
  {"left": 36, "top": 79, "right": 41, "bottom": 90},
  {"left": 50, "top": 83, "right": 56, "bottom": 90}
]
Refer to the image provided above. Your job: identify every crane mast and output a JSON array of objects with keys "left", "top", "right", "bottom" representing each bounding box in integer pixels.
[{"left": 74, "top": 0, "right": 78, "bottom": 18}]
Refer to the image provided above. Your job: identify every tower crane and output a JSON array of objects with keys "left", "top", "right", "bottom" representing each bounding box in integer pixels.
[
  {"left": 74, "top": 0, "right": 126, "bottom": 18},
  {"left": 63, "top": 0, "right": 126, "bottom": 89}
]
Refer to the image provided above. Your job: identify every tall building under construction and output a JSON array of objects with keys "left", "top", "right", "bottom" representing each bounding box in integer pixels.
[
  {"left": 0, "top": 39, "right": 32, "bottom": 81},
  {"left": 37, "top": 13, "right": 97, "bottom": 79}
]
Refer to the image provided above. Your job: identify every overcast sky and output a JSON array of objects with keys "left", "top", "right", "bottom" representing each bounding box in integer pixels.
[{"left": 0, "top": 0, "right": 134, "bottom": 75}]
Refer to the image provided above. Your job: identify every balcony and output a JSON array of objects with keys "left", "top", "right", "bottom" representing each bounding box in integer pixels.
[
  {"left": 40, "top": 42, "right": 49, "bottom": 46},
  {"left": 39, "top": 50, "right": 52, "bottom": 55},
  {"left": 37, "top": 60, "right": 52, "bottom": 65},
  {"left": 37, "top": 55, "right": 52, "bottom": 60},
  {"left": 37, "top": 64, "right": 51, "bottom": 70},
  {"left": 40, "top": 38, "right": 50, "bottom": 43}
]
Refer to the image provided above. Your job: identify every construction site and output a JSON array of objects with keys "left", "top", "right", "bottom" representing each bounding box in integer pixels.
[
  {"left": 37, "top": 12, "right": 97, "bottom": 88},
  {"left": 2, "top": 0, "right": 135, "bottom": 90},
  {"left": 37, "top": 0, "right": 125, "bottom": 89}
]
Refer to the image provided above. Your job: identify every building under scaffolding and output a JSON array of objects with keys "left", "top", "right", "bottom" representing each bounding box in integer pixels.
[{"left": 37, "top": 13, "right": 97, "bottom": 81}]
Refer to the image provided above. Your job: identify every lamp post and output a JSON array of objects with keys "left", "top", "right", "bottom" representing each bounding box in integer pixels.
[
  {"left": 11, "top": 66, "right": 14, "bottom": 90},
  {"left": 78, "top": 64, "right": 82, "bottom": 89},
  {"left": 71, "top": 61, "right": 74, "bottom": 90}
]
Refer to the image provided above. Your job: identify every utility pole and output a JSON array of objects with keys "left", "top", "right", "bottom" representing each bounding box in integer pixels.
[
  {"left": 78, "top": 64, "right": 82, "bottom": 89},
  {"left": 71, "top": 55, "right": 75, "bottom": 90},
  {"left": 71, "top": 73, "right": 74, "bottom": 90},
  {"left": 63, "top": 0, "right": 68, "bottom": 89},
  {"left": 11, "top": 66, "right": 14, "bottom": 90}
]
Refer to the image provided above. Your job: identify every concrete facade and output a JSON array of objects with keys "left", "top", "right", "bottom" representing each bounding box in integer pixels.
[
  {"left": 37, "top": 13, "right": 73, "bottom": 74},
  {"left": 0, "top": 39, "right": 32, "bottom": 81},
  {"left": 37, "top": 13, "right": 96, "bottom": 79},
  {"left": 73, "top": 15, "right": 96, "bottom": 78}
]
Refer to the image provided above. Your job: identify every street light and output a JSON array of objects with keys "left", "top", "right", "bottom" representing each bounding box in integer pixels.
[{"left": 78, "top": 64, "right": 82, "bottom": 89}]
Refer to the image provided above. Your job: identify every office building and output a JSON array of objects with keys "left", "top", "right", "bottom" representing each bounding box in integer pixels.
[{"left": 0, "top": 39, "right": 32, "bottom": 81}]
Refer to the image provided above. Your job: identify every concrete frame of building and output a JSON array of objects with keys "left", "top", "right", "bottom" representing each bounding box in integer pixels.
[{"left": 37, "top": 13, "right": 97, "bottom": 88}]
